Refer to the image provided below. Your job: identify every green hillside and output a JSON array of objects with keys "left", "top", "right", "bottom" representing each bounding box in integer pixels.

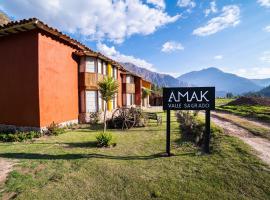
[{"left": 258, "top": 85, "right": 270, "bottom": 97}]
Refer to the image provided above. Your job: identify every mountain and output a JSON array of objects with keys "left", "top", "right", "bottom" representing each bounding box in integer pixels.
[
  {"left": 251, "top": 78, "right": 270, "bottom": 87},
  {"left": 122, "top": 62, "right": 190, "bottom": 87},
  {"left": 0, "top": 12, "right": 10, "bottom": 26},
  {"left": 177, "top": 67, "right": 262, "bottom": 95},
  {"left": 255, "top": 85, "right": 270, "bottom": 97}
]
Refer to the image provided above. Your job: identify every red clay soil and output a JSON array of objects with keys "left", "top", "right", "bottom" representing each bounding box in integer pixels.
[{"left": 227, "top": 97, "right": 270, "bottom": 106}]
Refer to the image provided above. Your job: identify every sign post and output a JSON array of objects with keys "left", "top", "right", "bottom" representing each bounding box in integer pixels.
[
  {"left": 205, "top": 110, "right": 211, "bottom": 153},
  {"left": 166, "top": 109, "right": 171, "bottom": 156},
  {"left": 163, "top": 87, "right": 215, "bottom": 156}
]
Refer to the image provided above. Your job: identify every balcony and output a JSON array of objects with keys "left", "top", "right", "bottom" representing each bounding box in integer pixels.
[
  {"left": 79, "top": 72, "right": 105, "bottom": 90},
  {"left": 126, "top": 83, "right": 135, "bottom": 93}
]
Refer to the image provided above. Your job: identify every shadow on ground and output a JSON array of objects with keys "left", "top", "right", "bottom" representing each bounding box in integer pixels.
[{"left": 0, "top": 152, "right": 194, "bottom": 161}]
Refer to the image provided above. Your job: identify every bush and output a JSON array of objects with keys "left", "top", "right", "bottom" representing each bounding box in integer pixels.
[
  {"left": 176, "top": 111, "right": 205, "bottom": 146},
  {"left": 47, "top": 122, "right": 65, "bottom": 136},
  {"left": 0, "top": 131, "right": 41, "bottom": 142},
  {"left": 89, "top": 112, "right": 101, "bottom": 125},
  {"left": 95, "top": 132, "right": 115, "bottom": 147},
  {"left": 0, "top": 122, "right": 66, "bottom": 143}
]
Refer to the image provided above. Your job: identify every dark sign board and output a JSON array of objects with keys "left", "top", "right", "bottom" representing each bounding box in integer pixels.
[{"left": 163, "top": 87, "right": 215, "bottom": 110}]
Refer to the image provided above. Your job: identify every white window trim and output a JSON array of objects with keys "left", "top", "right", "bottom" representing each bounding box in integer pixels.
[
  {"left": 85, "top": 57, "right": 96, "bottom": 73},
  {"left": 86, "top": 90, "right": 97, "bottom": 112}
]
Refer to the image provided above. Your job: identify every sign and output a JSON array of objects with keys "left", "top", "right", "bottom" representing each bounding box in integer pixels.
[
  {"left": 162, "top": 87, "right": 215, "bottom": 156},
  {"left": 163, "top": 87, "right": 215, "bottom": 110}
]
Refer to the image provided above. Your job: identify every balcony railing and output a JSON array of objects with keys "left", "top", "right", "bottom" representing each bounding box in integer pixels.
[
  {"left": 126, "top": 83, "right": 135, "bottom": 93},
  {"left": 79, "top": 72, "right": 105, "bottom": 89}
]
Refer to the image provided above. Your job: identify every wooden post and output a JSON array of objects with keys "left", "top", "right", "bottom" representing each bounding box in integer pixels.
[
  {"left": 166, "top": 109, "right": 171, "bottom": 156},
  {"left": 204, "top": 110, "right": 211, "bottom": 153}
]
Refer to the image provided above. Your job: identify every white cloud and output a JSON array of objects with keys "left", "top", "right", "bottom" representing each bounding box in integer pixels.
[
  {"left": 177, "top": 0, "right": 196, "bottom": 8},
  {"left": 264, "top": 25, "right": 270, "bottom": 32},
  {"left": 161, "top": 41, "right": 184, "bottom": 53},
  {"left": 146, "top": 0, "right": 165, "bottom": 10},
  {"left": 234, "top": 67, "right": 270, "bottom": 79},
  {"left": 214, "top": 55, "right": 223, "bottom": 60},
  {"left": 193, "top": 5, "right": 240, "bottom": 36},
  {"left": 257, "top": 0, "right": 270, "bottom": 7},
  {"left": 0, "top": 0, "right": 180, "bottom": 43},
  {"left": 97, "top": 42, "right": 156, "bottom": 71},
  {"left": 204, "top": 1, "right": 218, "bottom": 17},
  {"left": 260, "top": 51, "right": 270, "bottom": 63}
]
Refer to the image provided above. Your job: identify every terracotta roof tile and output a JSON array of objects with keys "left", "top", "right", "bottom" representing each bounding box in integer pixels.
[{"left": 0, "top": 18, "right": 150, "bottom": 83}]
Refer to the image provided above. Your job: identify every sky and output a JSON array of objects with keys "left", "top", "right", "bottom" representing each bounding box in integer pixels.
[{"left": 0, "top": 0, "right": 270, "bottom": 79}]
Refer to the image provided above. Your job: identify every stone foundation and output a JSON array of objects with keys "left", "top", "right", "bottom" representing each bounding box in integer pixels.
[
  {"left": 79, "top": 111, "right": 113, "bottom": 124},
  {"left": 0, "top": 119, "right": 78, "bottom": 133}
]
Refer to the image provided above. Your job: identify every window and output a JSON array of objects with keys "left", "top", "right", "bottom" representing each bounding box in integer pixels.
[
  {"left": 126, "top": 93, "right": 135, "bottom": 106},
  {"left": 126, "top": 94, "right": 131, "bottom": 106},
  {"left": 126, "top": 75, "right": 134, "bottom": 84},
  {"left": 113, "top": 67, "right": 117, "bottom": 79},
  {"left": 86, "top": 57, "right": 95, "bottom": 73},
  {"left": 112, "top": 94, "right": 117, "bottom": 109},
  {"left": 103, "top": 62, "right": 107, "bottom": 75},
  {"left": 86, "top": 91, "right": 97, "bottom": 112},
  {"left": 132, "top": 94, "right": 135, "bottom": 105},
  {"left": 97, "top": 59, "right": 102, "bottom": 74},
  {"left": 98, "top": 91, "right": 103, "bottom": 111}
]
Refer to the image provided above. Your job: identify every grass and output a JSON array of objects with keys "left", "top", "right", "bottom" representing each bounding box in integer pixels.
[
  {"left": 215, "top": 98, "right": 234, "bottom": 106},
  {"left": 0, "top": 111, "right": 270, "bottom": 200},
  {"left": 212, "top": 112, "right": 270, "bottom": 140},
  {"left": 216, "top": 105, "right": 270, "bottom": 123}
]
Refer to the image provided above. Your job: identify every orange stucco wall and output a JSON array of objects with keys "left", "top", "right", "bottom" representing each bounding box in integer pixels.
[
  {"left": 38, "top": 32, "right": 79, "bottom": 127},
  {"left": 0, "top": 30, "right": 40, "bottom": 127},
  {"left": 142, "top": 80, "right": 151, "bottom": 89}
]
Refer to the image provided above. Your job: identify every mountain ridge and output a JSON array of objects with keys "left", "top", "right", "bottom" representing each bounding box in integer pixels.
[
  {"left": 177, "top": 67, "right": 262, "bottom": 95},
  {"left": 251, "top": 78, "right": 270, "bottom": 87},
  {"left": 122, "top": 62, "right": 191, "bottom": 87},
  {"left": 122, "top": 63, "right": 267, "bottom": 96}
]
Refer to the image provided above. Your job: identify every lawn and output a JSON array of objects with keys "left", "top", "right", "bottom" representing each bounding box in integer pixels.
[
  {"left": 216, "top": 105, "right": 270, "bottom": 123},
  {"left": 0, "top": 112, "right": 270, "bottom": 200},
  {"left": 215, "top": 98, "right": 234, "bottom": 106}
]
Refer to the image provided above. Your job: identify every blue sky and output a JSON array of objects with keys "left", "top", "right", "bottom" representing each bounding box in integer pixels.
[{"left": 1, "top": 0, "right": 270, "bottom": 78}]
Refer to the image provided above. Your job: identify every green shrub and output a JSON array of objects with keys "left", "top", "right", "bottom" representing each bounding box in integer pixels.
[
  {"left": 89, "top": 111, "right": 101, "bottom": 125},
  {"left": 0, "top": 131, "right": 41, "bottom": 142},
  {"left": 47, "top": 122, "right": 65, "bottom": 136},
  {"left": 95, "top": 132, "right": 115, "bottom": 147},
  {"left": 176, "top": 111, "right": 205, "bottom": 146},
  {"left": 177, "top": 111, "right": 223, "bottom": 148}
]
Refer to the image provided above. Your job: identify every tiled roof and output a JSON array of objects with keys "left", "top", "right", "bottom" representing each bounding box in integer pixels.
[
  {"left": 0, "top": 18, "right": 90, "bottom": 51},
  {"left": 0, "top": 18, "right": 124, "bottom": 69},
  {"left": 0, "top": 18, "right": 150, "bottom": 83},
  {"left": 74, "top": 50, "right": 125, "bottom": 70}
]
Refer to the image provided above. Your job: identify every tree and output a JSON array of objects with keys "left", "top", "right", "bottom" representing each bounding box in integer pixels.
[
  {"left": 142, "top": 88, "right": 151, "bottom": 99},
  {"left": 98, "top": 77, "right": 119, "bottom": 132},
  {"left": 226, "top": 92, "right": 233, "bottom": 98},
  {"left": 151, "top": 84, "right": 162, "bottom": 96}
]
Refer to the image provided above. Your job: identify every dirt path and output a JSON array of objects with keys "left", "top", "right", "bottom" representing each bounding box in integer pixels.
[
  {"left": 214, "top": 111, "right": 270, "bottom": 130},
  {"left": 0, "top": 159, "right": 14, "bottom": 186},
  {"left": 211, "top": 115, "right": 270, "bottom": 166}
]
